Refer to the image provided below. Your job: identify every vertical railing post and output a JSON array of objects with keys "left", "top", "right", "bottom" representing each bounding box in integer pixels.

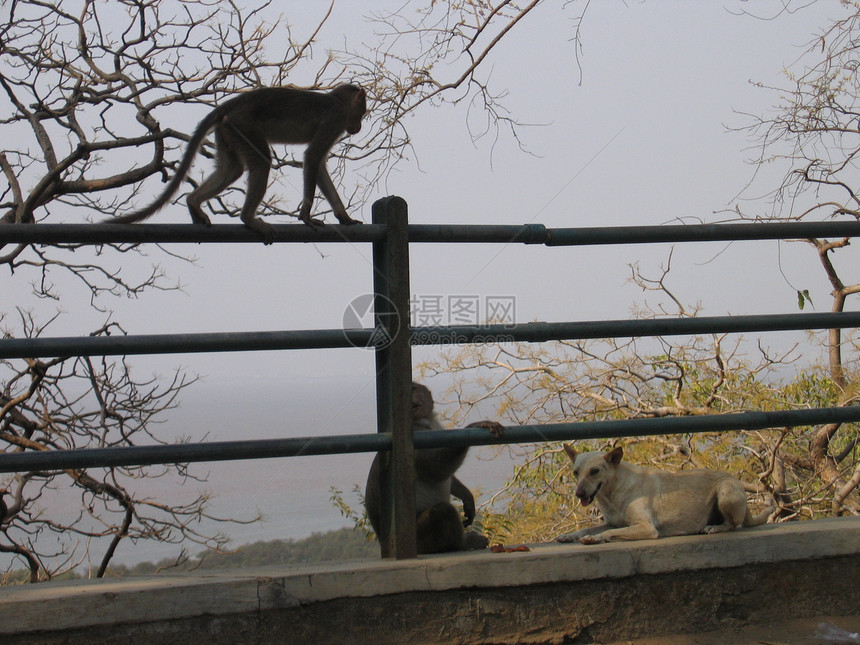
[{"left": 371, "top": 196, "right": 416, "bottom": 559}]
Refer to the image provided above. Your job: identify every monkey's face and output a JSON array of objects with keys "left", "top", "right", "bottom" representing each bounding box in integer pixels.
[
  {"left": 412, "top": 382, "right": 434, "bottom": 420},
  {"left": 346, "top": 88, "right": 367, "bottom": 135}
]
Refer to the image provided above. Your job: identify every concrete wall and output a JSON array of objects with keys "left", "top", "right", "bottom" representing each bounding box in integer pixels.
[{"left": 1, "top": 517, "right": 859, "bottom": 644}]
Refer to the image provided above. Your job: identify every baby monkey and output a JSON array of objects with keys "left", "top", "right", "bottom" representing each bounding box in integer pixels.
[{"left": 107, "top": 84, "right": 367, "bottom": 244}]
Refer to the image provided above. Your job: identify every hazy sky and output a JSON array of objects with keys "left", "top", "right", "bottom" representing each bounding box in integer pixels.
[
  {"left": 3, "top": 1, "right": 852, "bottom": 563},
  {"left": 93, "top": 0, "right": 847, "bottom": 393}
]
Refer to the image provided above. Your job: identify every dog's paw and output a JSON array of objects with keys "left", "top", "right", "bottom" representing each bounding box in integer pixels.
[
  {"left": 579, "top": 535, "right": 605, "bottom": 545},
  {"left": 556, "top": 532, "right": 579, "bottom": 543}
]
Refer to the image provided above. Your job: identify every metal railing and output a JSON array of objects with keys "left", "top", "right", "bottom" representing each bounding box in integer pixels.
[{"left": 2, "top": 195, "right": 860, "bottom": 558}]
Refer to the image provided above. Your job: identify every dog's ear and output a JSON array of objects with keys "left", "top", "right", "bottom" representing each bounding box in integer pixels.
[
  {"left": 604, "top": 446, "right": 623, "bottom": 466},
  {"left": 562, "top": 443, "right": 577, "bottom": 463}
]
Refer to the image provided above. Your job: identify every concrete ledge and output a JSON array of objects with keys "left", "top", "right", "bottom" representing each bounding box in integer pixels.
[{"left": 2, "top": 517, "right": 859, "bottom": 643}]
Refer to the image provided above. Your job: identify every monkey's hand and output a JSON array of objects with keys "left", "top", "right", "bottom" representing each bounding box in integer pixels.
[
  {"left": 466, "top": 420, "right": 504, "bottom": 438},
  {"left": 450, "top": 476, "right": 476, "bottom": 527},
  {"left": 461, "top": 499, "right": 476, "bottom": 527}
]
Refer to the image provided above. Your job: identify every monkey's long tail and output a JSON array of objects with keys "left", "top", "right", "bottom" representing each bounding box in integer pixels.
[{"left": 104, "top": 109, "right": 222, "bottom": 224}]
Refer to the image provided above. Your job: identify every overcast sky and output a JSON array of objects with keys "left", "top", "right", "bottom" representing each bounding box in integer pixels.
[{"left": 4, "top": 1, "right": 853, "bottom": 563}]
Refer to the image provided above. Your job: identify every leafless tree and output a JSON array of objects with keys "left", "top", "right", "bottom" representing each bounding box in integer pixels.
[{"left": 0, "top": 313, "right": 262, "bottom": 582}]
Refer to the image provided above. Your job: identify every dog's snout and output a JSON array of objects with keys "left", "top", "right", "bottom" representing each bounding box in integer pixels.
[
  {"left": 575, "top": 481, "right": 601, "bottom": 506},
  {"left": 575, "top": 485, "right": 590, "bottom": 504}
]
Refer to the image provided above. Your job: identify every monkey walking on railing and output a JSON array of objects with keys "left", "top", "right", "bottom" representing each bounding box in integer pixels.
[
  {"left": 105, "top": 84, "right": 367, "bottom": 244},
  {"left": 365, "top": 382, "right": 503, "bottom": 555}
]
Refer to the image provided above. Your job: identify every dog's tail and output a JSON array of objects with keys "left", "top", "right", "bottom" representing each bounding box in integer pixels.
[{"left": 743, "top": 506, "right": 774, "bottom": 527}]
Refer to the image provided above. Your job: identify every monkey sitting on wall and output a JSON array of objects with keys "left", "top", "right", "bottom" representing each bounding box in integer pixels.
[
  {"left": 105, "top": 84, "right": 367, "bottom": 244},
  {"left": 364, "top": 382, "right": 503, "bottom": 554}
]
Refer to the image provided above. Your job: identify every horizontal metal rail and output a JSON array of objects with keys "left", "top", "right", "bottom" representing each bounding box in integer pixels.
[
  {"left": 0, "top": 223, "right": 387, "bottom": 245},
  {"left": 2, "top": 219, "right": 859, "bottom": 246},
  {"left": 411, "top": 312, "right": 860, "bottom": 345},
  {"left": 0, "top": 405, "right": 857, "bottom": 474},
  {"left": 2, "top": 311, "right": 858, "bottom": 359},
  {"left": 0, "top": 329, "right": 374, "bottom": 359},
  {"left": 540, "top": 220, "right": 860, "bottom": 246}
]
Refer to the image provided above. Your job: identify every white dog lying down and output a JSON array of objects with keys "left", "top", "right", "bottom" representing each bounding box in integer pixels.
[{"left": 556, "top": 444, "right": 773, "bottom": 544}]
